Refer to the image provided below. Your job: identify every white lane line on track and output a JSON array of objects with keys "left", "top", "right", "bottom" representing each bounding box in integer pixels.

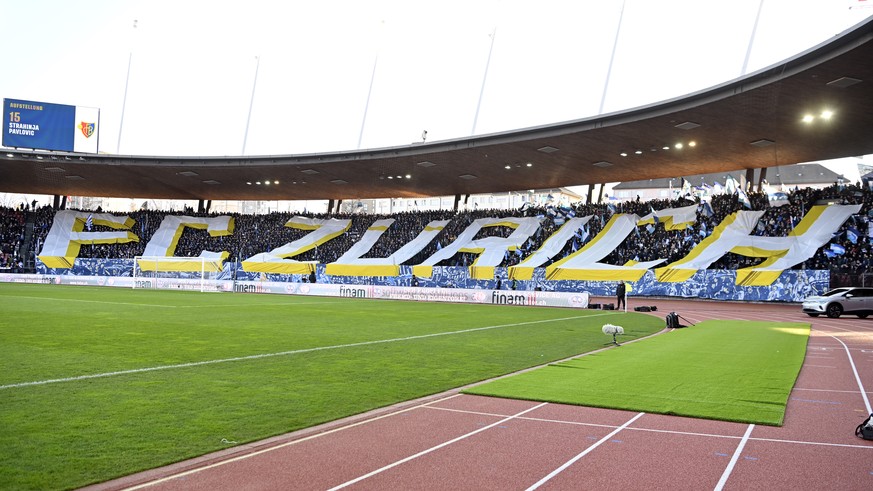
[
  {"left": 714, "top": 424, "right": 755, "bottom": 491},
  {"left": 828, "top": 333, "right": 873, "bottom": 414},
  {"left": 121, "top": 393, "right": 463, "bottom": 491},
  {"left": 1, "top": 313, "right": 613, "bottom": 391},
  {"left": 327, "top": 402, "right": 550, "bottom": 491},
  {"left": 525, "top": 412, "right": 645, "bottom": 491},
  {"left": 794, "top": 387, "right": 873, "bottom": 394},
  {"left": 433, "top": 405, "right": 873, "bottom": 450}
]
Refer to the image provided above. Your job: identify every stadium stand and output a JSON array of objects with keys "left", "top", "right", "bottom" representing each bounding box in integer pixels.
[{"left": 7, "top": 181, "right": 871, "bottom": 290}]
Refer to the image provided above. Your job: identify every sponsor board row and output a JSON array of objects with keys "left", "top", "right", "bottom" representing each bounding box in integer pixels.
[{"left": 0, "top": 274, "right": 590, "bottom": 309}]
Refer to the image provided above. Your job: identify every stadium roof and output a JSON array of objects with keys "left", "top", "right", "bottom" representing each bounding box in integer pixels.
[
  {"left": 2, "top": 17, "right": 873, "bottom": 203},
  {"left": 613, "top": 163, "right": 846, "bottom": 190}
]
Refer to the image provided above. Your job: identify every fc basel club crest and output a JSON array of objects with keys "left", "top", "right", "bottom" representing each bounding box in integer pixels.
[{"left": 79, "top": 121, "right": 95, "bottom": 138}]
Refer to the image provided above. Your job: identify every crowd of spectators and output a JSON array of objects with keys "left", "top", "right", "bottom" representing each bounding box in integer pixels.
[
  {"left": 10, "top": 181, "right": 873, "bottom": 278},
  {"left": 0, "top": 206, "right": 26, "bottom": 270}
]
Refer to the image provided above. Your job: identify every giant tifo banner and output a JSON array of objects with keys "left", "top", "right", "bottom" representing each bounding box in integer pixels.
[
  {"left": 3, "top": 98, "right": 100, "bottom": 153},
  {"left": 34, "top": 205, "right": 851, "bottom": 301}
]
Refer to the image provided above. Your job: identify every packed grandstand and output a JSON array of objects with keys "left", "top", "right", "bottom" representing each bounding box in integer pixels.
[{"left": 2, "top": 180, "right": 870, "bottom": 303}]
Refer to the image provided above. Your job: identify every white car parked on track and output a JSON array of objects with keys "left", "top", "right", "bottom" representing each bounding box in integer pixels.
[{"left": 802, "top": 287, "right": 873, "bottom": 318}]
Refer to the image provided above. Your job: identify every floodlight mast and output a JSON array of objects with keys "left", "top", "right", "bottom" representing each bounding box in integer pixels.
[
  {"left": 242, "top": 56, "right": 260, "bottom": 155},
  {"left": 471, "top": 27, "right": 497, "bottom": 136}
]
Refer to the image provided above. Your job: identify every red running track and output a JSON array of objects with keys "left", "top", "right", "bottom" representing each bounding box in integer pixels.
[{"left": 83, "top": 299, "right": 873, "bottom": 491}]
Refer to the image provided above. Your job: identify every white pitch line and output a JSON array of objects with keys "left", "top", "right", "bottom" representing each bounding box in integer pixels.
[
  {"left": 2, "top": 294, "right": 179, "bottom": 308},
  {"left": 714, "top": 424, "right": 755, "bottom": 491},
  {"left": 1, "top": 313, "right": 610, "bottom": 391},
  {"left": 3, "top": 294, "right": 354, "bottom": 309},
  {"left": 173, "top": 300, "right": 355, "bottom": 308},
  {"left": 327, "top": 402, "right": 549, "bottom": 491},
  {"left": 525, "top": 412, "right": 645, "bottom": 491}
]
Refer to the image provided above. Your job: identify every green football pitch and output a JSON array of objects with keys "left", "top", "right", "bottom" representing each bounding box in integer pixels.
[{"left": 0, "top": 283, "right": 664, "bottom": 490}]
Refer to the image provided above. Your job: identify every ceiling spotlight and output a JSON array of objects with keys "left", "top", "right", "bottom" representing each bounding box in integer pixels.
[
  {"left": 802, "top": 114, "right": 814, "bottom": 123},
  {"left": 526, "top": 162, "right": 532, "bottom": 167},
  {"left": 396, "top": 175, "right": 402, "bottom": 179},
  {"left": 505, "top": 165, "right": 511, "bottom": 169},
  {"left": 264, "top": 181, "right": 270, "bottom": 185},
  {"left": 246, "top": 181, "right": 252, "bottom": 185},
  {"left": 688, "top": 141, "right": 697, "bottom": 147},
  {"left": 405, "top": 174, "right": 411, "bottom": 179},
  {"left": 255, "top": 181, "right": 261, "bottom": 185},
  {"left": 662, "top": 146, "right": 670, "bottom": 150},
  {"left": 274, "top": 180, "right": 279, "bottom": 184},
  {"left": 820, "top": 110, "right": 833, "bottom": 120},
  {"left": 620, "top": 152, "right": 628, "bottom": 157},
  {"left": 674, "top": 143, "right": 684, "bottom": 149},
  {"left": 634, "top": 150, "right": 643, "bottom": 155},
  {"left": 5, "top": 153, "right": 13, "bottom": 158},
  {"left": 388, "top": 176, "right": 393, "bottom": 179}
]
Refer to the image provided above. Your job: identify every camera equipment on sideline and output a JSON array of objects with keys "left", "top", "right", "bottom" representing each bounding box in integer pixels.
[
  {"left": 856, "top": 414, "right": 873, "bottom": 440},
  {"left": 666, "top": 311, "right": 694, "bottom": 328}
]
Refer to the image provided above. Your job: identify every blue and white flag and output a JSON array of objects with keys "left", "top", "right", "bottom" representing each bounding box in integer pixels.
[
  {"left": 847, "top": 226, "right": 860, "bottom": 244},
  {"left": 725, "top": 175, "right": 738, "bottom": 194},
  {"left": 737, "top": 189, "right": 751, "bottom": 209},
  {"left": 830, "top": 243, "right": 846, "bottom": 255},
  {"left": 86, "top": 214, "right": 93, "bottom": 231}
]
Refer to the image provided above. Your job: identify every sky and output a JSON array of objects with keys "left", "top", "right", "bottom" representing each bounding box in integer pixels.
[{"left": 2, "top": 0, "right": 872, "bottom": 187}]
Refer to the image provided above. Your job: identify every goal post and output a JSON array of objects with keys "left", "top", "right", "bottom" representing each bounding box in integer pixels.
[{"left": 132, "top": 256, "right": 227, "bottom": 292}]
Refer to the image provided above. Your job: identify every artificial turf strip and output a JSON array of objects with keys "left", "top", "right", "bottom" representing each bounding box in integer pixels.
[
  {"left": 464, "top": 320, "right": 810, "bottom": 426},
  {"left": 0, "top": 283, "right": 665, "bottom": 491}
]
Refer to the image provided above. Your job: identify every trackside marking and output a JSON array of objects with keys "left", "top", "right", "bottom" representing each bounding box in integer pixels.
[
  {"left": 429, "top": 407, "right": 873, "bottom": 448},
  {"left": 525, "top": 412, "right": 644, "bottom": 491},
  {"left": 828, "top": 333, "right": 873, "bottom": 414},
  {"left": 714, "top": 424, "right": 755, "bottom": 491},
  {"left": 0, "top": 313, "right": 615, "bottom": 391},
  {"left": 120, "top": 394, "right": 462, "bottom": 491},
  {"left": 327, "top": 402, "right": 549, "bottom": 491}
]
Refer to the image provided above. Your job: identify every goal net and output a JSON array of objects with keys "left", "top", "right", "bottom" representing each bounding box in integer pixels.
[{"left": 132, "top": 256, "right": 228, "bottom": 292}]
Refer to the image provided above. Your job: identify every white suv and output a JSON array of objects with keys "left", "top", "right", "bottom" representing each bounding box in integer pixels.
[{"left": 802, "top": 287, "right": 873, "bottom": 318}]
